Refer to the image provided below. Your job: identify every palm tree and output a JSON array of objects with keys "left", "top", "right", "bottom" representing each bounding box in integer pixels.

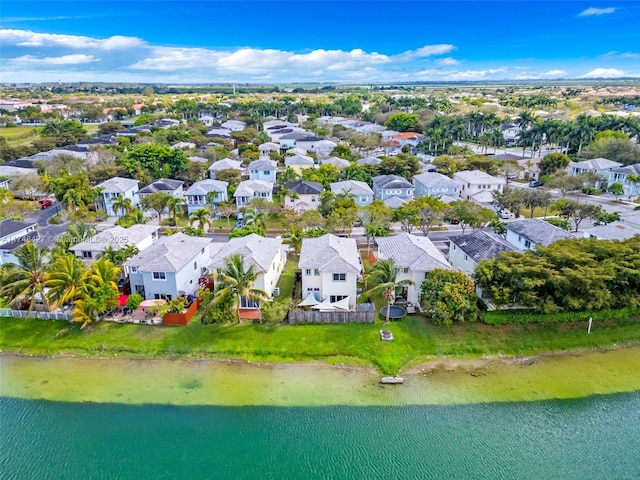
[
  {"left": 87, "top": 257, "right": 121, "bottom": 290},
  {"left": 189, "top": 208, "right": 213, "bottom": 233},
  {"left": 0, "top": 242, "right": 51, "bottom": 315},
  {"left": 112, "top": 194, "right": 133, "bottom": 217},
  {"left": 283, "top": 227, "right": 303, "bottom": 255},
  {"left": 47, "top": 253, "right": 89, "bottom": 307},
  {"left": 166, "top": 196, "right": 185, "bottom": 225},
  {"left": 62, "top": 188, "right": 85, "bottom": 212},
  {"left": 365, "top": 258, "right": 414, "bottom": 325},
  {"left": 71, "top": 257, "right": 122, "bottom": 329},
  {"left": 54, "top": 222, "right": 97, "bottom": 254},
  {"left": 210, "top": 253, "right": 269, "bottom": 324},
  {"left": 243, "top": 208, "right": 267, "bottom": 230}
]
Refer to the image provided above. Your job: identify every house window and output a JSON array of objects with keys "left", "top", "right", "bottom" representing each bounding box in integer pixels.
[
  {"left": 201, "top": 248, "right": 205, "bottom": 254},
  {"left": 333, "top": 273, "right": 346, "bottom": 282},
  {"left": 313, "top": 269, "right": 320, "bottom": 276},
  {"left": 311, "top": 196, "right": 316, "bottom": 202},
  {"left": 240, "top": 297, "right": 258, "bottom": 308},
  {"left": 464, "top": 254, "right": 468, "bottom": 262},
  {"left": 130, "top": 266, "right": 138, "bottom": 273},
  {"left": 305, "top": 269, "right": 312, "bottom": 276},
  {"left": 330, "top": 295, "right": 348, "bottom": 303},
  {"left": 153, "top": 272, "right": 166, "bottom": 280},
  {"left": 524, "top": 240, "right": 532, "bottom": 248},
  {"left": 518, "top": 235, "right": 522, "bottom": 242},
  {"left": 403, "top": 268, "right": 409, "bottom": 274},
  {"left": 82, "top": 251, "right": 92, "bottom": 258},
  {"left": 194, "top": 261, "right": 198, "bottom": 271},
  {"left": 154, "top": 293, "right": 171, "bottom": 300}
]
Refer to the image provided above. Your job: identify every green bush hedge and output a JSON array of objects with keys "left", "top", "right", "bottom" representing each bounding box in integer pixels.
[{"left": 481, "top": 307, "right": 640, "bottom": 325}]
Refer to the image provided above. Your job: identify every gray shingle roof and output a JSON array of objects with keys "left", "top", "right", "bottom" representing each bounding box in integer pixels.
[
  {"left": 124, "top": 233, "right": 211, "bottom": 273},
  {"left": 376, "top": 233, "right": 452, "bottom": 271},
  {"left": 97, "top": 177, "right": 139, "bottom": 193},
  {"left": 321, "top": 156, "right": 350, "bottom": 169},
  {"left": 414, "top": 172, "right": 459, "bottom": 189},
  {"left": 0, "top": 219, "right": 37, "bottom": 240},
  {"left": 208, "top": 158, "right": 243, "bottom": 171},
  {"left": 507, "top": 219, "right": 577, "bottom": 246},
  {"left": 185, "top": 179, "right": 228, "bottom": 196},
  {"left": 283, "top": 180, "right": 322, "bottom": 195},
  {"left": 453, "top": 170, "right": 505, "bottom": 184},
  {"left": 571, "top": 158, "right": 622, "bottom": 170},
  {"left": 383, "top": 196, "right": 409, "bottom": 209},
  {"left": 284, "top": 154, "right": 314, "bottom": 166},
  {"left": 247, "top": 159, "right": 277, "bottom": 171},
  {"left": 70, "top": 225, "right": 158, "bottom": 253},
  {"left": 449, "top": 230, "right": 516, "bottom": 262},
  {"left": 330, "top": 180, "right": 373, "bottom": 197},
  {"left": 138, "top": 178, "right": 184, "bottom": 195},
  {"left": 234, "top": 180, "right": 274, "bottom": 197},
  {"left": 357, "top": 156, "right": 382, "bottom": 166},
  {"left": 373, "top": 174, "right": 414, "bottom": 190},
  {"left": 299, "top": 234, "right": 361, "bottom": 273},
  {"left": 209, "top": 234, "right": 283, "bottom": 273},
  {"left": 582, "top": 222, "right": 640, "bottom": 241}
]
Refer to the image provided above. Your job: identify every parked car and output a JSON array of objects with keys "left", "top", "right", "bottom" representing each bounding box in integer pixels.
[
  {"left": 498, "top": 209, "right": 512, "bottom": 220},
  {"left": 529, "top": 180, "right": 543, "bottom": 188},
  {"left": 38, "top": 198, "right": 52, "bottom": 209}
]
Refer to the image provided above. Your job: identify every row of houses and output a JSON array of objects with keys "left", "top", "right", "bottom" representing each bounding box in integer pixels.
[{"left": 567, "top": 157, "right": 640, "bottom": 197}]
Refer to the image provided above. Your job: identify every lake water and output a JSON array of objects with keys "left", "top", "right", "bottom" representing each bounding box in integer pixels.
[{"left": 1, "top": 350, "right": 639, "bottom": 479}]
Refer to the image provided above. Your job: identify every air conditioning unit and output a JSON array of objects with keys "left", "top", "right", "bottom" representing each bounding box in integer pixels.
[{"left": 272, "top": 287, "right": 280, "bottom": 297}]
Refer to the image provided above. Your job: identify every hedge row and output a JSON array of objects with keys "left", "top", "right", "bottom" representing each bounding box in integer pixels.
[{"left": 481, "top": 307, "right": 640, "bottom": 326}]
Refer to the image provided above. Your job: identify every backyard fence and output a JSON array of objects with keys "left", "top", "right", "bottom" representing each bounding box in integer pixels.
[
  {"left": 0, "top": 308, "right": 72, "bottom": 321},
  {"left": 287, "top": 304, "right": 375, "bottom": 324}
]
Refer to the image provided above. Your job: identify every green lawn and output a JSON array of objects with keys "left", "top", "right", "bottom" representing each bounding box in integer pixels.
[
  {"left": 0, "top": 124, "right": 100, "bottom": 147},
  {"left": 2, "top": 314, "right": 639, "bottom": 375}
]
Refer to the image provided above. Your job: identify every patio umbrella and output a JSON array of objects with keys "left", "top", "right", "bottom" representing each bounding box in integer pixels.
[{"left": 139, "top": 299, "right": 167, "bottom": 308}]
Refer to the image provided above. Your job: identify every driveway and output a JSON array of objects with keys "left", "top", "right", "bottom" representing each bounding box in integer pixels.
[{"left": 24, "top": 199, "right": 63, "bottom": 227}]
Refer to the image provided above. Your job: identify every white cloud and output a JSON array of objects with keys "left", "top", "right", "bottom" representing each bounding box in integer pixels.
[
  {"left": 0, "top": 29, "right": 144, "bottom": 50},
  {"left": 444, "top": 67, "right": 508, "bottom": 80},
  {"left": 579, "top": 7, "right": 616, "bottom": 16},
  {"left": 581, "top": 68, "right": 627, "bottom": 78},
  {"left": 542, "top": 69, "right": 568, "bottom": 77},
  {"left": 600, "top": 51, "right": 640, "bottom": 59},
  {"left": 392, "top": 44, "right": 455, "bottom": 61},
  {"left": 435, "top": 57, "right": 461, "bottom": 66},
  {"left": 9, "top": 54, "right": 97, "bottom": 65}
]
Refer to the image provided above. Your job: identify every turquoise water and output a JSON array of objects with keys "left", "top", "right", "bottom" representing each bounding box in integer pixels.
[{"left": 2, "top": 393, "right": 640, "bottom": 480}]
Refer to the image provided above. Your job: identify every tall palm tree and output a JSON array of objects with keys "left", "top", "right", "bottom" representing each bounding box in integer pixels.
[
  {"left": 47, "top": 253, "right": 89, "bottom": 307},
  {"left": 62, "top": 188, "right": 85, "bottom": 212},
  {"left": 112, "top": 194, "right": 133, "bottom": 217},
  {"left": 0, "top": 242, "right": 51, "bottom": 315},
  {"left": 87, "top": 257, "right": 121, "bottom": 291},
  {"left": 210, "top": 253, "right": 269, "bottom": 324},
  {"left": 189, "top": 208, "right": 213, "bottom": 232},
  {"left": 283, "top": 227, "right": 303, "bottom": 255},
  {"left": 166, "top": 196, "right": 185, "bottom": 225},
  {"left": 54, "top": 222, "right": 97, "bottom": 254},
  {"left": 71, "top": 257, "right": 122, "bottom": 329},
  {"left": 365, "top": 258, "right": 414, "bottom": 325}
]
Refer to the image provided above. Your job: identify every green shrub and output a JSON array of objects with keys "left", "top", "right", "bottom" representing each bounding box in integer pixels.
[
  {"left": 125, "top": 293, "right": 143, "bottom": 310},
  {"left": 481, "top": 307, "right": 640, "bottom": 325},
  {"left": 261, "top": 299, "right": 291, "bottom": 323}
]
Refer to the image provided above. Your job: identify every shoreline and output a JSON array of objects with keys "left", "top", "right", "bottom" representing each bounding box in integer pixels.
[{"left": 3, "top": 341, "right": 639, "bottom": 377}]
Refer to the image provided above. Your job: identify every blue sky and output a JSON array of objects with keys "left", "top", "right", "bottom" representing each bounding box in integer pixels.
[{"left": 1, "top": 1, "right": 639, "bottom": 83}]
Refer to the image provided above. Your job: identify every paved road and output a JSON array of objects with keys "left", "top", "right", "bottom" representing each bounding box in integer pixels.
[{"left": 24, "top": 199, "right": 63, "bottom": 227}]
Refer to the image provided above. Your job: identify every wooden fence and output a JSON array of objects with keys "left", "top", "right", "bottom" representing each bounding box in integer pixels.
[{"left": 287, "top": 305, "right": 375, "bottom": 324}]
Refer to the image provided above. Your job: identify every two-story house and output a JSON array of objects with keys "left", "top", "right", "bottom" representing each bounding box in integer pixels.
[
  {"left": 568, "top": 157, "right": 622, "bottom": 188},
  {"left": 284, "top": 154, "right": 315, "bottom": 175},
  {"left": 0, "top": 219, "right": 38, "bottom": 266},
  {"left": 375, "top": 233, "right": 452, "bottom": 305},
  {"left": 608, "top": 163, "right": 640, "bottom": 197},
  {"left": 505, "top": 218, "right": 576, "bottom": 251},
  {"left": 453, "top": 170, "right": 505, "bottom": 204},
  {"left": 298, "top": 234, "right": 362, "bottom": 309},
  {"left": 234, "top": 180, "right": 274, "bottom": 208},
  {"left": 258, "top": 142, "right": 280, "bottom": 159},
  {"left": 448, "top": 230, "right": 515, "bottom": 276},
  {"left": 208, "top": 158, "right": 244, "bottom": 180},
  {"left": 413, "top": 172, "right": 460, "bottom": 199},
  {"left": 247, "top": 159, "right": 277, "bottom": 183},
  {"left": 330, "top": 180, "right": 374, "bottom": 206},
  {"left": 96, "top": 177, "right": 140, "bottom": 217},
  {"left": 209, "top": 234, "right": 286, "bottom": 308},
  {"left": 184, "top": 179, "right": 229, "bottom": 214},
  {"left": 137, "top": 178, "right": 184, "bottom": 200},
  {"left": 500, "top": 123, "right": 523, "bottom": 147},
  {"left": 372, "top": 175, "right": 415, "bottom": 204},
  {"left": 69, "top": 225, "right": 159, "bottom": 262},
  {"left": 124, "top": 233, "right": 211, "bottom": 300},
  {"left": 283, "top": 180, "right": 322, "bottom": 213}
]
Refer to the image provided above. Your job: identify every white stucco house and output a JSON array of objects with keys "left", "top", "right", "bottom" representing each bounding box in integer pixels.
[
  {"left": 414, "top": 172, "right": 460, "bottom": 199},
  {"left": 330, "top": 180, "right": 374, "bottom": 206},
  {"left": 372, "top": 175, "right": 415, "bottom": 202},
  {"left": 568, "top": 157, "right": 622, "bottom": 188},
  {"left": 505, "top": 218, "right": 577, "bottom": 251},
  {"left": 234, "top": 179, "right": 274, "bottom": 207},
  {"left": 208, "top": 158, "right": 244, "bottom": 180},
  {"left": 124, "top": 233, "right": 211, "bottom": 301},
  {"left": 258, "top": 142, "right": 281, "bottom": 159},
  {"left": 220, "top": 120, "right": 246, "bottom": 131},
  {"left": 247, "top": 159, "right": 277, "bottom": 182},
  {"left": 209, "top": 234, "right": 286, "bottom": 307},
  {"left": 453, "top": 170, "right": 505, "bottom": 204},
  {"left": 137, "top": 178, "right": 184, "bottom": 200},
  {"left": 375, "top": 233, "right": 452, "bottom": 305},
  {"left": 608, "top": 163, "right": 640, "bottom": 197},
  {"left": 184, "top": 179, "right": 229, "bottom": 213},
  {"left": 96, "top": 177, "right": 140, "bottom": 217},
  {"left": 283, "top": 180, "right": 322, "bottom": 213},
  {"left": 69, "top": 225, "right": 159, "bottom": 263},
  {"left": 298, "top": 234, "right": 362, "bottom": 309}
]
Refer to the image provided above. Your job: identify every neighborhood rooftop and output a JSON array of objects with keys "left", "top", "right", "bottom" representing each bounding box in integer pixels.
[
  {"left": 209, "top": 234, "right": 283, "bottom": 273},
  {"left": 124, "top": 233, "right": 211, "bottom": 273},
  {"left": 376, "top": 232, "right": 452, "bottom": 271},
  {"left": 298, "top": 234, "right": 361, "bottom": 273},
  {"left": 507, "top": 218, "right": 577, "bottom": 246},
  {"left": 97, "top": 176, "right": 139, "bottom": 193},
  {"left": 449, "top": 230, "right": 516, "bottom": 262}
]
